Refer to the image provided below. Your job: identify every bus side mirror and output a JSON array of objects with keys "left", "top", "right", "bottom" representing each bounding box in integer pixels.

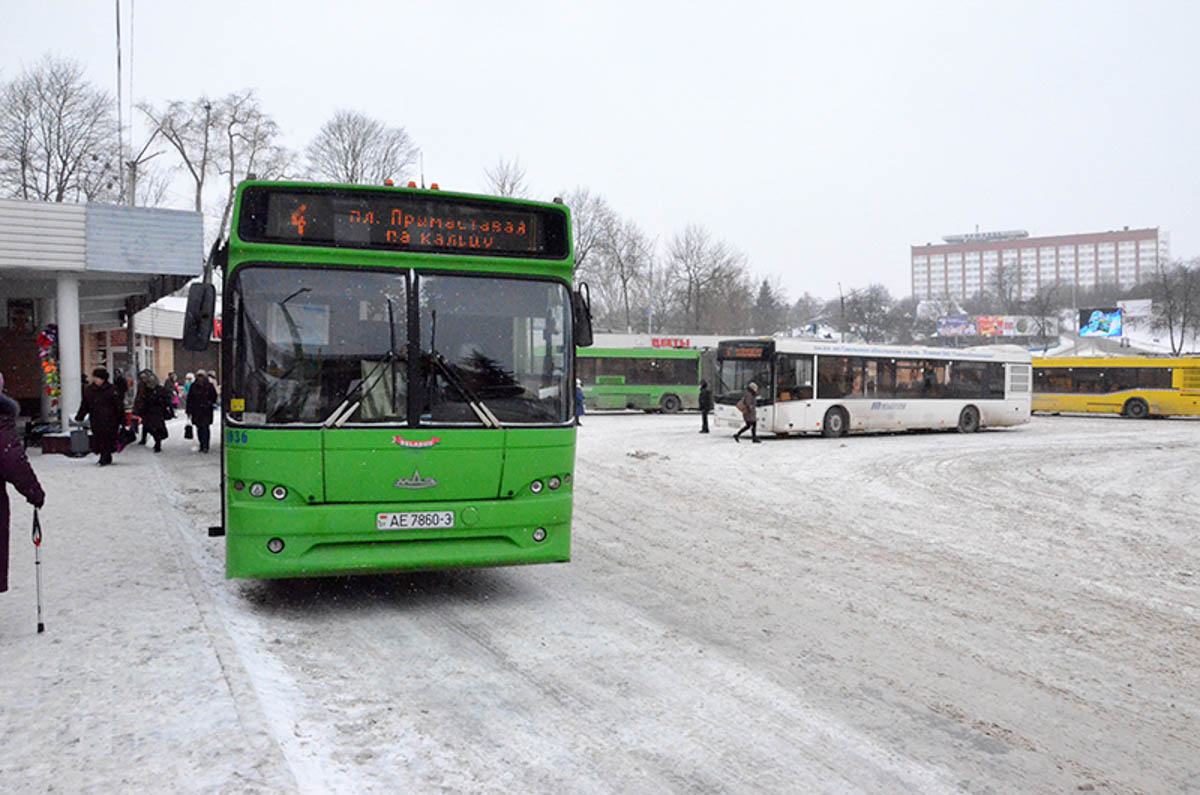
[
  {"left": 182, "top": 282, "right": 216, "bottom": 352},
  {"left": 573, "top": 283, "right": 594, "bottom": 348}
]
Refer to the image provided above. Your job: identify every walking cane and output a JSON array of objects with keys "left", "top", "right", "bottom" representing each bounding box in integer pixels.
[{"left": 32, "top": 508, "right": 44, "bottom": 633}]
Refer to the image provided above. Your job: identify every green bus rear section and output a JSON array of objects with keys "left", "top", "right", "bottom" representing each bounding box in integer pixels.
[
  {"left": 224, "top": 427, "right": 574, "bottom": 578},
  {"left": 577, "top": 347, "right": 702, "bottom": 411}
]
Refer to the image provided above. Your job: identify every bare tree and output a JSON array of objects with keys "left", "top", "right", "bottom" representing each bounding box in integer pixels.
[
  {"left": 560, "top": 187, "right": 614, "bottom": 281},
  {"left": 668, "top": 224, "right": 747, "bottom": 331},
  {"left": 138, "top": 96, "right": 218, "bottom": 212},
  {"left": 484, "top": 156, "right": 528, "bottom": 197},
  {"left": 990, "top": 260, "right": 1021, "bottom": 313},
  {"left": 599, "top": 217, "right": 653, "bottom": 331},
  {"left": 306, "top": 110, "right": 418, "bottom": 185},
  {"left": 844, "top": 284, "right": 894, "bottom": 343},
  {"left": 1025, "top": 284, "right": 1063, "bottom": 351},
  {"left": 213, "top": 90, "right": 293, "bottom": 241},
  {"left": 0, "top": 55, "right": 120, "bottom": 202},
  {"left": 1152, "top": 259, "right": 1200, "bottom": 355}
]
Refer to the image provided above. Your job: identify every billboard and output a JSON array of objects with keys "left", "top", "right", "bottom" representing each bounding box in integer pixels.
[
  {"left": 1079, "top": 307, "right": 1123, "bottom": 338},
  {"left": 936, "top": 316, "right": 976, "bottom": 336},
  {"left": 975, "top": 315, "right": 1011, "bottom": 337}
]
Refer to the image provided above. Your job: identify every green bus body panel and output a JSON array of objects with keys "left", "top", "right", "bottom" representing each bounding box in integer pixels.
[
  {"left": 223, "top": 426, "right": 575, "bottom": 578},
  {"left": 225, "top": 432, "right": 325, "bottom": 503},
  {"left": 324, "top": 429, "right": 506, "bottom": 502}
]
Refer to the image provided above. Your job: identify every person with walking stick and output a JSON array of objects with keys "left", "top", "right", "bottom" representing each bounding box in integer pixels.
[{"left": 0, "top": 372, "right": 46, "bottom": 596}]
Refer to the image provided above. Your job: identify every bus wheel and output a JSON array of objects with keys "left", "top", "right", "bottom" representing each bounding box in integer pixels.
[
  {"left": 957, "top": 405, "right": 981, "bottom": 433},
  {"left": 822, "top": 407, "right": 847, "bottom": 438},
  {"left": 1124, "top": 398, "right": 1149, "bottom": 419},
  {"left": 660, "top": 394, "right": 682, "bottom": 413}
]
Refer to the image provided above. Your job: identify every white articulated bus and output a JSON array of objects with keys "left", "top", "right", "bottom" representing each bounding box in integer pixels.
[{"left": 714, "top": 339, "right": 1032, "bottom": 437}]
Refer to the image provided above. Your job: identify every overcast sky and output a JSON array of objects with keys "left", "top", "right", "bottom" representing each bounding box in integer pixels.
[{"left": 3, "top": 0, "right": 1198, "bottom": 304}]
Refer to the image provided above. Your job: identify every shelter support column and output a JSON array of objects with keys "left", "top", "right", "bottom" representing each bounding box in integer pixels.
[{"left": 56, "top": 275, "right": 81, "bottom": 434}]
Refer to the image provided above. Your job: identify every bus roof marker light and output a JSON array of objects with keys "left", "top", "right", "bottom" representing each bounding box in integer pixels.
[
  {"left": 430, "top": 183, "right": 439, "bottom": 190},
  {"left": 407, "top": 181, "right": 417, "bottom": 188},
  {"left": 384, "top": 179, "right": 394, "bottom": 186},
  {"left": 533, "top": 528, "right": 547, "bottom": 542}
]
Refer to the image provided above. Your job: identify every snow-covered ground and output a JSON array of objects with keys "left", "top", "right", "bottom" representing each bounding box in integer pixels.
[{"left": 2, "top": 413, "right": 1198, "bottom": 792}]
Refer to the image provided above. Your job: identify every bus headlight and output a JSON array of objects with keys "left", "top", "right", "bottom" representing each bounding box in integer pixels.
[
  {"left": 249, "top": 483, "right": 266, "bottom": 498},
  {"left": 530, "top": 480, "right": 544, "bottom": 494},
  {"left": 271, "top": 485, "right": 288, "bottom": 501},
  {"left": 547, "top": 476, "right": 561, "bottom": 490}
]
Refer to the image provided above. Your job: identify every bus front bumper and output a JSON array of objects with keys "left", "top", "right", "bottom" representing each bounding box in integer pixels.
[{"left": 225, "top": 493, "right": 571, "bottom": 579}]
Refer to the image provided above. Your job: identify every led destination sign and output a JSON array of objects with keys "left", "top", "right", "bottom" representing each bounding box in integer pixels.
[
  {"left": 237, "top": 186, "right": 569, "bottom": 259},
  {"left": 718, "top": 341, "right": 773, "bottom": 359}
]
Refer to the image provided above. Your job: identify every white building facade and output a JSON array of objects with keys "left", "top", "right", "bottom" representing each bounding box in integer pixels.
[{"left": 911, "top": 228, "right": 1170, "bottom": 301}]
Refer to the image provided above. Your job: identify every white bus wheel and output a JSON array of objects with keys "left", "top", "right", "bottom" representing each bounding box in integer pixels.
[
  {"left": 957, "top": 405, "right": 981, "bottom": 433},
  {"left": 822, "top": 407, "right": 847, "bottom": 438}
]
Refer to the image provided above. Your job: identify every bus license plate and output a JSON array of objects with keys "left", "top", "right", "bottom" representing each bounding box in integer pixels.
[{"left": 376, "top": 511, "right": 455, "bottom": 531}]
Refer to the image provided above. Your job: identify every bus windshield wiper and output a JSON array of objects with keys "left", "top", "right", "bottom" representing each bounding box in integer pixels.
[
  {"left": 324, "top": 297, "right": 407, "bottom": 428},
  {"left": 426, "top": 347, "right": 502, "bottom": 429}
]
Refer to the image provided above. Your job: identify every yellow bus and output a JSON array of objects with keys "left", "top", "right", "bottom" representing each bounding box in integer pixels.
[{"left": 1032, "top": 356, "right": 1200, "bottom": 418}]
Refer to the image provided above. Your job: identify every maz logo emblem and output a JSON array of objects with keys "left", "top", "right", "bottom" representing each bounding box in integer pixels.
[{"left": 394, "top": 469, "right": 438, "bottom": 489}]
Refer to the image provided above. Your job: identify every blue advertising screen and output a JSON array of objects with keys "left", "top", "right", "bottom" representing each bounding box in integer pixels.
[{"left": 1079, "top": 308, "right": 1123, "bottom": 338}]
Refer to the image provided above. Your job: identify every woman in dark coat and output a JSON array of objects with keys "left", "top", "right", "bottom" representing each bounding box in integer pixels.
[
  {"left": 1, "top": 373, "right": 46, "bottom": 593},
  {"left": 185, "top": 369, "right": 219, "bottom": 453},
  {"left": 133, "top": 370, "right": 171, "bottom": 453},
  {"left": 76, "top": 367, "right": 124, "bottom": 465},
  {"left": 733, "top": 381, "right": 760, "bottom": 443}
]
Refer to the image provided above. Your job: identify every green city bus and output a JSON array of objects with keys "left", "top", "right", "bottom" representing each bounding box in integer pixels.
[
  {"left": 576, "top": 347, "right": 706, "bottom": 412},
  {"left": 189, "top": 181, "right": 592, "bottom": 578}
]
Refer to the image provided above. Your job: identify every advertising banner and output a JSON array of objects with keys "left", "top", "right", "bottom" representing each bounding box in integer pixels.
[
  {"left": 1079, "top": 307, "right": 1123, "bottom": 338},
  {"left": 976, "top": 316, "right": 1011, "bottom": 336},
  {"left": 936, "top": 316, "right": 976, "bottom": 336},
  {"left": 1118, "top": 299, "right": 1152, "bottom": 318}
]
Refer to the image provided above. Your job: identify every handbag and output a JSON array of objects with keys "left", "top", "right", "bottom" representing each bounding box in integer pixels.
[{"left": 184, "top": 424, "right": 194, "bottom": 440}]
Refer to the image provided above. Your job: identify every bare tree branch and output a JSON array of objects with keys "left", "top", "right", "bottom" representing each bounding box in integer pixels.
[{"left": 306, "top": 110, "right": 418, "bottom": 185}]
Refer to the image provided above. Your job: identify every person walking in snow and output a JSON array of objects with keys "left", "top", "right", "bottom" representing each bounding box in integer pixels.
[
  {"left": 575, "top": 379, "right": 585, "bottom": 427},
  {"left": 133, "top": 370, "right": 171, "bottom": 453},
  {"left": 698, "top": 380, "right": 713, "bottom": 433},
  {"left": 733, "top": 381, "right": 760, "bottom": 443},
  {"left": 75, "top": 367, "right": 124, "bottom": 465},
  {"left": 1, "top": 373, "right": 45, "bottom": 594},
  {"left": 186, "top": 370, "right": 219, "bottom": 453}
]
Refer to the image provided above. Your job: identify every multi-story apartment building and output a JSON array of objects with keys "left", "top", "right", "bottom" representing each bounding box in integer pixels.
[{"left": 911, "top": 227, "right": 1170, "bottom": 301}]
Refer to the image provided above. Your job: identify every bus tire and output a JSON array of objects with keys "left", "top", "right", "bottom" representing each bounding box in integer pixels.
[
  {"left": 822, "top": 407, "right": 847, "bottom": 438},
  {"left": 957, "top": 405, "right": 981, "bottom": 433},
  {"left": 660, "top": 394, "right": 682, "bottom": 413},
  {"left": 1124, "top": 398, "right": 1149, "bottom": 419}
]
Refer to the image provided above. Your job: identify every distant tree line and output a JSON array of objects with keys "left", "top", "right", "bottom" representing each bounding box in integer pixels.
[{"left": 2, "top": 55, "right": 1197, "bottom": 351}]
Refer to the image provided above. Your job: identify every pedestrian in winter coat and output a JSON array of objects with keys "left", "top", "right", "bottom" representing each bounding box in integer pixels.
[
  {"left": 574, "top": 379, "right": 586, "bottom": 426},
  {"left": 698, "top": 380, "right": 714, "bottom": 434},
  {"left": 1, "top": 373, "right": 45, "bottom": 593},
  {"left": 183, "top": 372, "right": 195, "bottom": 398},
  {"left": 134, "top": 370, "right": 171, "bottom": 452},
  {"left": 733, "top": 382, "right": 760, "bottom": 443},
  {"left": 186, "top": 370, "right": 219, "bottom": 453},
  {"left": 75, "top": 367, "right": 124, "bottom": 465}
]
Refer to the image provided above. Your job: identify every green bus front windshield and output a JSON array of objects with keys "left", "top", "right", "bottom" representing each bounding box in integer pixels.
[{"left": 228, "top": 266, "right": 573, "bottom": 426}]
